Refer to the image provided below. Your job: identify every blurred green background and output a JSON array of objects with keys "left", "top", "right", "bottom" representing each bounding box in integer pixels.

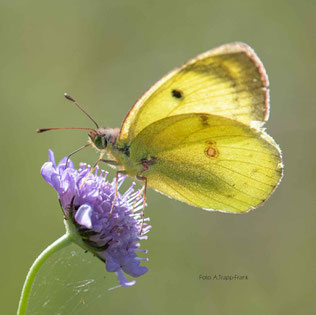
[{"left": 1, "top": 0, "right": 315, "bottom": 314}]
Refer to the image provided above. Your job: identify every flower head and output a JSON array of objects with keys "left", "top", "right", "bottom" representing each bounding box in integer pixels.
[{"left": 41, "top": 150, "right": 151, "bottom": 287}]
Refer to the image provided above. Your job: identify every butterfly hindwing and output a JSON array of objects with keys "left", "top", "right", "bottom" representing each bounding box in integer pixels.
[{"left": 129, "top": 114, "right": 282, "bottom": 213}]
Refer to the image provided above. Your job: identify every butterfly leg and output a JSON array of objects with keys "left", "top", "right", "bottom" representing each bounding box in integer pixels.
[
  {"left": 106, "top": 170, "right": 127, "bottom": 222},
  {"left": 136, "top": 175, "right": 147, "bottom": 235},
  {"left": 79, "top": 152, "right": 107, "bottom": 188},
  {"left": 100, "top": 159, "right": 119, "bottom": 166},
  {"left": 132, "top": 185, "right": 145, "bottom": 212}
]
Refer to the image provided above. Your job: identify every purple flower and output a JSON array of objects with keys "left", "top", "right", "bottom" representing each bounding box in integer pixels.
[{"left": 41, "top": 150, "right": 151, "bottom": 287}]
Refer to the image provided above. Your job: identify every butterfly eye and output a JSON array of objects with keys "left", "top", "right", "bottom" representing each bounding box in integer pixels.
[
  {"left": 103, "top": 137, "right": 108, "bottom": 148},
  {"left": 92, "top": 135, "right": 105, "bottom": 150}
]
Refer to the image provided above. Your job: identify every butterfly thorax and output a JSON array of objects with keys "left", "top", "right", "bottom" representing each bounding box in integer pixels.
[
  {"left": 88, "top": 127, "right": 141, "bottom": 176},
  {"left": 111, "top": 139, "right": 141, "bottom": 177}
]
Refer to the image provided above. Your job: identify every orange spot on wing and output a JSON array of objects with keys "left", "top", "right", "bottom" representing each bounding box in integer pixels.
[{"left": 204, "top": 140, "right": 218, "bottom": 158}]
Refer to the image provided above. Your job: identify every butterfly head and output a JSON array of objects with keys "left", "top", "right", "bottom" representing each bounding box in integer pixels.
[{"left": 88, "top": 128, "right": 120, "bottom": 151}]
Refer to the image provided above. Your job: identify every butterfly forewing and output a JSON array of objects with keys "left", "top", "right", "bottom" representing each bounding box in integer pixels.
[{"left": 119, "top": 42, "right": 269, "bottom": 143}]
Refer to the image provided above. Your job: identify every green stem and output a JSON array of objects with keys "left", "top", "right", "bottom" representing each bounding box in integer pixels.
[{"left": 17, "top": 234, "right": 72, "bottom": 315}]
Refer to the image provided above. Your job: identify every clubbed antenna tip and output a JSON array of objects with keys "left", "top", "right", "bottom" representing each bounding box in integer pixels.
[
  {"left": 36, "top": 128, "right": 47, "bottom": 133},
  {"left": 64, "top": 93, "right": 75, "bottom": 102}
]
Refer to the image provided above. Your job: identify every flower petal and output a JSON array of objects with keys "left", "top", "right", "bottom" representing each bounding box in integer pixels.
[
  {"left": 48, "top": 149, "right": 56, "bottom": 167},
  {"left": 41, "top": 162, "right": 57, "bottom": 186},
  {"left": 104, "top": 253, "right": 120, "bottom": 272},
  {"left": 122, "top": 260, "right": 148, "bottom": 278},
  {"left": 75, "top": 204, "right": 93, "bottom": 229},
  {"left": 115, "top": 269, "right": 136, "bottom": 287}
]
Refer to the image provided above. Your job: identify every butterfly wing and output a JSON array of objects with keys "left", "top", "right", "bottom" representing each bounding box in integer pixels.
[
  {"left": 120, "top": 42, "right": 269, "bottom": 143},
  {"left": 129, "top": 114, "right": 282, "bottom": 213}
]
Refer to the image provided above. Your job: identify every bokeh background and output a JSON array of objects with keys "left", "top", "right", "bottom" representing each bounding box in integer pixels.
[{"left": 1, "top": 0, "right": 315, "bottom": 314}]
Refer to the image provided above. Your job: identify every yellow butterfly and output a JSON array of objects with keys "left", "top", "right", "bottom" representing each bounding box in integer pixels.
[{"left": 38, "top": 42, "right": 283, "bottom": 215}]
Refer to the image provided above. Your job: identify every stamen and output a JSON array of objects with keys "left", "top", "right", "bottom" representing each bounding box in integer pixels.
[{"left": 135, "top": 257, "right": 149, "bottom": 261}]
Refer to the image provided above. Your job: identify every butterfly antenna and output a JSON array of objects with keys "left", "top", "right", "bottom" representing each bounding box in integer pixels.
[
  {"left": 36, "top": 127, "right": 95, "bottom": 133},
  {"left": 65, "top": 143, "right": 92, "bottom": 168},
  {"left": 64, "top": 93, "right": 99, "bottom": 128}
]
